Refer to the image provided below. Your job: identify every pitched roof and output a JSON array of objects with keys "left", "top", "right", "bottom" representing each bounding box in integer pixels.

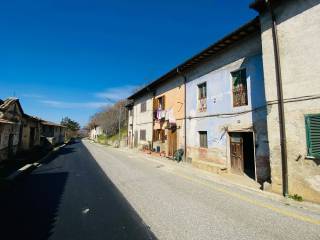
[
  {"left": 0, "top": 119, "right": 15, "bottom": 124},
  {"left": 23, "top": 113, "right": 42, "bottom": 122},
  {"left": 0, "top": 97, "right": 24, "bottom": 114},
  {"left": 128, "top": 17, "right": 260, "bottom": 99},
  {"left": 250, "top": 0, "right": 284, "bottom": 12},
  {"left": 41, "top": 120, "right": 66, "bottom": 128}
]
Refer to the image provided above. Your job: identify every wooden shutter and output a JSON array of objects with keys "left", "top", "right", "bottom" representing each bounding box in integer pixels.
[{"left": 305, "top": 115, "right": 320, "bottom": 157}]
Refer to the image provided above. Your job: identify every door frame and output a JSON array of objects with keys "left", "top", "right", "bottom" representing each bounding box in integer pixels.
[{"left": 227, "top": 131, "right": 257, "bottom": 181}]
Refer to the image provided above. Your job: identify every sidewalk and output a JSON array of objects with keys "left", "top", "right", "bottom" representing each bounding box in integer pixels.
[{"left": 90, "top": 141, "right": 320, "bottom": 214}]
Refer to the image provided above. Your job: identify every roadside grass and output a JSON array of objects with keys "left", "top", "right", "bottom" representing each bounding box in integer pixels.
[{"left": 97, "top": 128, "right": 127, "bottom": 145}]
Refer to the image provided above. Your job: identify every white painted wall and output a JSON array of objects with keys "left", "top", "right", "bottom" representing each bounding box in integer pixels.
[{"left": 259, "top": 0, "right": 320, "bottom": 202}]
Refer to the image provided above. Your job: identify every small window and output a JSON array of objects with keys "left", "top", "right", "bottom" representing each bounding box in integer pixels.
[
  {"left": 140, "top": 129, "right": 146, "bottom": 141},
  {"left": 129, "top": 109, "right": 133, "bottom": 117},
  {"left": 157, "top": 96, "right": 165, "bottom": 110},
  {"left": 141, "top": 101, "right": 147, "bottom": 112},
  {"left": 198, "top": 82, "right": 207, "bottom": 112},
  {"left": 199, "top": 131, "right": 208, "bottom": 148},
  {"left": 153, "top": 129, "right": 165, "bottom": 143},
  {"left": 305, "top": 114, "right": 320, "bottom": 158},
  {"left": 232, "top": 69, "right": 248, "bottom": 107}
]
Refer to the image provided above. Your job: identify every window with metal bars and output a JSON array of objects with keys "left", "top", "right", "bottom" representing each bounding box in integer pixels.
[
  {"left": 199, "top": 131, "right": 208, "bottom": 148},
  {"left": 305, "top": 114, "right": 320, "bottom": 158},
  {"left": 232, "top": 69, "right": 248, "bottom": 107},
  {"left": 140, "top": 129, "right": 146, "bottom": 141}
]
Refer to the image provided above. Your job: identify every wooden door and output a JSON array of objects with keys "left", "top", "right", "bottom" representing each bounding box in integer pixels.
[
  {"left": 168, "top": 130, "right": 177, "bottom": 157},
  {"left": 230, "top": 133, "right": 244, "bottom": 174}
]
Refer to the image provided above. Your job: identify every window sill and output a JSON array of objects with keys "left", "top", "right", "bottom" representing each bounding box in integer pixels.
[{"left": 305, "top": 155, "right": 320, "bottom": 160}]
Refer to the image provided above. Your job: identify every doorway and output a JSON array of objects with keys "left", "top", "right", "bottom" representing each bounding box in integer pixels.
[
  {"left": 167, "top": 129, "right": 177, "bottom": 157},
  {"left": 229, "top": 132, "right": 255, "bottom": 180},
  {"left": 29, "top": 127, "right": 35, "bottom": 148}
]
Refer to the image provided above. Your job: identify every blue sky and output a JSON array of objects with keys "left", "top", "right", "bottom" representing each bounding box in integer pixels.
[{"left": 0, "top": 0, "right": 256, "bottom": 127}]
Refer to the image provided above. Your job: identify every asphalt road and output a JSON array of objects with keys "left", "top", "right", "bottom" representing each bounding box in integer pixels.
[
  {"left": 83, "top": 140, "right": 320, "bottom": 240},
  {"left": 0, "top": 141, "right": 155, "bottom": 240},
  {"left": 1, "top": 140, "right": 319, "bottom": 240}
]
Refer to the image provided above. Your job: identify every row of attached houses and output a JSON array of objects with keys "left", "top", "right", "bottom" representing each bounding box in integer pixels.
[
  {"left": 0, "top": 97, "right": 66, "bottom": 163},
  {"left": 126, "top": 0, "right": 320, "bottom": 203}
]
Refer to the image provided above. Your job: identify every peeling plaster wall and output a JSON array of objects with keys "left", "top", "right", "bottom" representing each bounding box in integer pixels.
[
  {"left": 185, "top": 33, "right": 270, "bottom": 182},
  {"left": 259, "top": 0, "right": 320, "bottom": 202},
  {"left": 0, "top": 123, "right": 21, "bottom": 162}
]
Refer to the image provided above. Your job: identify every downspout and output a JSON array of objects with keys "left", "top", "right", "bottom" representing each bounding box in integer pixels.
[
  {"left": 151, "top": 89, "right": 155, "bottom": 151},
  {"left": 267, "top": 0, "right": 288, "bottom": 196},
  {"left": 177, "top": 67, "right": 187, "bottom": 162}
]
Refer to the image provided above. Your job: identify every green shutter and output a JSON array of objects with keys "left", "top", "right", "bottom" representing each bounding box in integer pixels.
[{"left": 305, "top": 114, "right": 320, "bottom": 158}]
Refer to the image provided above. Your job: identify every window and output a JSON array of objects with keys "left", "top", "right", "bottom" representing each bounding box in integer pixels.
[
  {"left": 305, "top": 114, "right": 320, "bottom": 158},
  {"left": 129, "top": 109, "right": 133, "bottom": 117},
  {"left": 153, "top": 129, "right": 165, "bottom": 143},
  {"left": 140, "top": 129, "right": 146, "bottom": 141},
  {"left": 232, "top": 69, "right": 248, "bottom": 107},
  {"left": 141, "top": 101, "right": 147, "bottom": 112},
  {"left": 199, "top": 131, "right": 208, "bottom": 148},
  {"left": 157, "top": 96, "right": 165, "bottom": 110},
  {"left": 198, "top": 82, "right": 207, "bottom": 112}
]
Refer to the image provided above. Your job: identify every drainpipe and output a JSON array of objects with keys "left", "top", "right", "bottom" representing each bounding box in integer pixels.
[
  {"left": 267, "top": 0, "right": 288, "bottom": 196},
  {"left": 177, "top": 67, "right": 187, "bottom": 162},
  {"left": 151, "top": 90, "right": 155, "bottom": 151}
]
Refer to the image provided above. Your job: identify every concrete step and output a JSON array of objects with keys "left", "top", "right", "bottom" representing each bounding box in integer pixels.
[{"left": 192, "top": 160, "right": 227, "bottom": 174}]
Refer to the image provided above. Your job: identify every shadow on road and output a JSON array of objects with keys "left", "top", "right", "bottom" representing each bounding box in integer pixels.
[
  {"left": 0, "top": 172, "right": 68, "bottom": 240},
  {"left": 0, "top": 141, "right": 157, "bottom": 240}
]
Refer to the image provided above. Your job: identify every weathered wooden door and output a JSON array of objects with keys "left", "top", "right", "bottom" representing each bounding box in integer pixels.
[
  {"left": 134, "top": 130, "right": 138, "bottom": 148},
  {"left": 230, "top": 133, "right": 244, "bottom": 174},
  {"left": 168, "top": 130, "right": 177, "bottom": 157}
]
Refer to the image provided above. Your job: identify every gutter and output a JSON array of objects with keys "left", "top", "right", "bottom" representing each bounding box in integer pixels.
[{"left": 267, "top": 0, "right": 289, "bottom": 197}]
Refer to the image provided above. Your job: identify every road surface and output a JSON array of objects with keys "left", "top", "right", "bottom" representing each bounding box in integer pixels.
[{"left": 0, "top": 140, "right": 319, "bottom": 240}]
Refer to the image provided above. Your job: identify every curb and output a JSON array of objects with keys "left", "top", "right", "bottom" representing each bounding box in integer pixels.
[{"left": 5, "top": 143, "right": 66, "bottom": 181}]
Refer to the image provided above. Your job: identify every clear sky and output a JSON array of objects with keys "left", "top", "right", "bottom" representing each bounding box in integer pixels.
[{"left": 0, "top": 0, "right": 256, "bottom": 127}]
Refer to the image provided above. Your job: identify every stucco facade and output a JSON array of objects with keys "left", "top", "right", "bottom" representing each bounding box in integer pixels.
[
  {"left": 152, "top": 75, "right": 185, "bottom": 156},
  {"left": 185, "top": 32, "right": 270, "bottom": 183},
  {"left": 129, "top": 93, "right": 153, "bottom": 149},
  {"left": 257, "top": 0, "right": 320, "bottom": 202},
  {"left": 21, "top": 115, "right": 41, "bottom": 151},
  {"left": 90, "top": 125, "right": 104, "bottom": 141}
]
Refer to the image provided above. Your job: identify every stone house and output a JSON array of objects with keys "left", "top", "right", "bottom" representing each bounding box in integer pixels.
[
  {"left": 184, "top": 18, "right": 270, "bottom": 184},
  {"left": 89, "top": 125, "right": 104, "bottom": 141},
  {"left": 251, "top": 0, "right": 320, "bottom": 202},
  {"left": 41, "top": 121, "right": 66, "bottom": 146},
  {"left": 0, "top": 98, "right": 24, "bottom": 162},
  {"left": 20, "top": 114, "right": 41, "bottom": 151}
]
